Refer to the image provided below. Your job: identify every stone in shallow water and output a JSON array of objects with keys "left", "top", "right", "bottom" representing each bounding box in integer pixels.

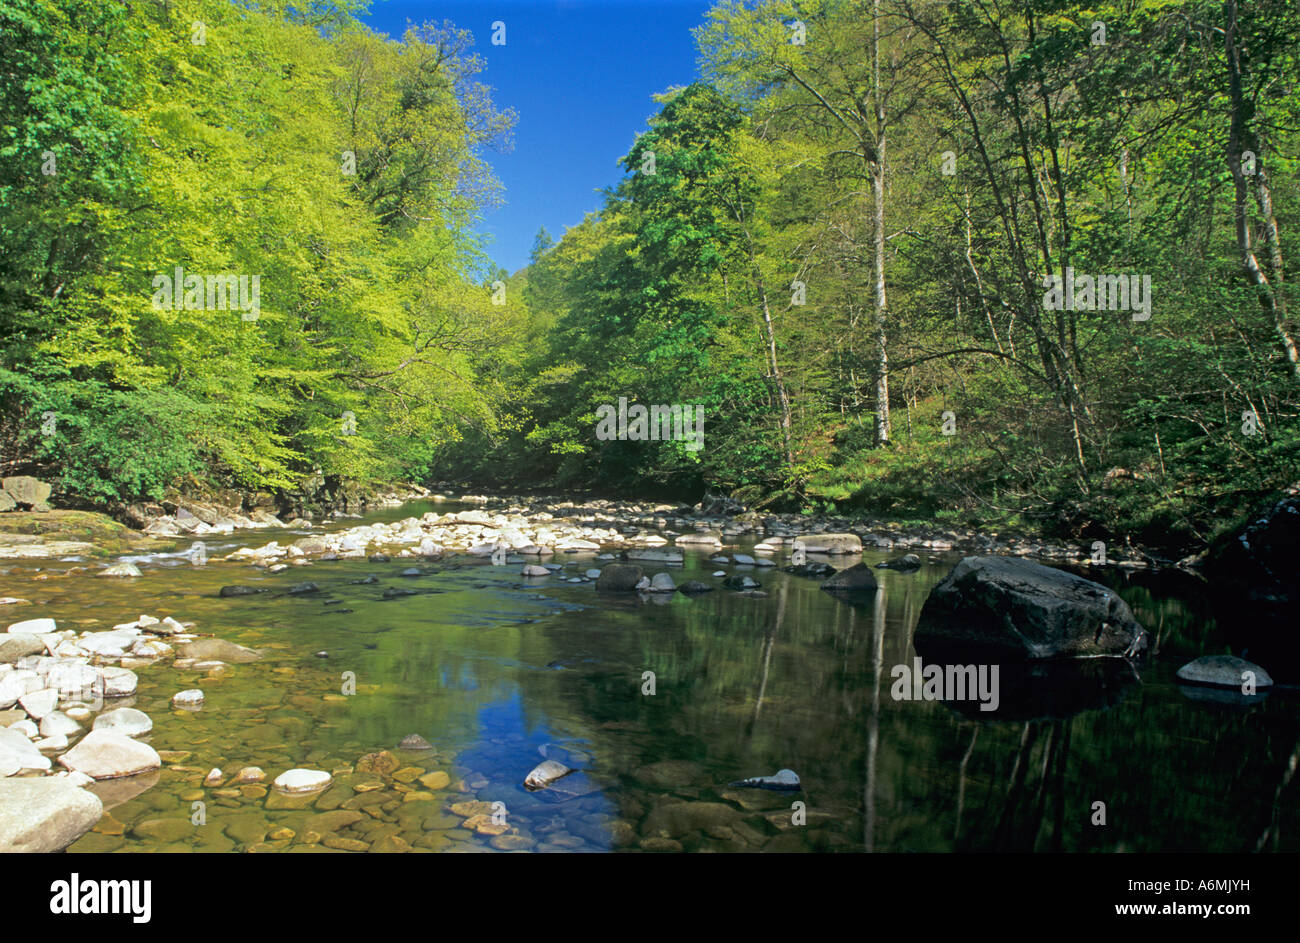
[
  {"left": 0, "top": 777, "right": 102, "bottom": 852},
  {"left": 417, "top": 770, "right": 450, "bottom": 790},
  {"left": 523, "top": 759, "right": 571, "bottom": 791},
  {"left": 729, "top": 768, "right": 801, "bottom": 790},
  {"left": 274, "top": 768, "right": 332, "bottom": 793},
  {"left": 97, "top": 562, "right": 143, "bottom": 578},
  {"left": 177, "top": 638, "right": 260, "bottom": 663},
  {"left": 7, "top": 617, "right": 55, "bottom": 634},
  {"left": 1176, "top": 655, "right": 1273, "bottom": 690},
  {"left": 39, "top": 711, "right": 80, "bottom": 738},
  {"left": 58, "top": 729, "right": 161, "bottom": 779},
  {"left": 93, "top": 707, "right": 153, "bottom": 738},
  {"left": 18, "top": 688, "right": 58, "bottom": 720},
  {"left": 398, "top": 733, "right": 432, "bottom": 750},
  {"left": 172, "top": 689, "right": 204, "bottom": 709}
]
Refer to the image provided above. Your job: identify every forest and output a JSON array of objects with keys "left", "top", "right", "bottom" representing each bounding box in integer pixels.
[{"left": 2, "top": 0, "right": 1297, "bottom": 554}]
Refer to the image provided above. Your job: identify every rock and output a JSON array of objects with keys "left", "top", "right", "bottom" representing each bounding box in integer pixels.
[
  {"left": 625, "top": 548, "right": 685, "bottom": 563},
  {"left": 39, "top": 711, "right": 80, "bottom": 738},
  {"left": 793, "top": 534, "right": 862, "bottom": 554},
  {"left": 0, "top": 727, "right": 50, "bottom": 774},
  {"left": 58, "top": 729, "right": 161, "bottom": 779},
  {"left": 1, "top": 476, "right": 52, "bottom": 508},
  {"left": 287, "top": 581, "right": 320, "bottom": 595},
  {"left": 0, "top": 490, "right": 14, "bottom": 512},
  {"left": 729, "top": 768, "right": 801, "bottom": 790},
  {"left": 132, "top": 818, "right": 193, "bottom": 842},
  {"left": 733, "top": 554, "right": 756, "bottom": 565},
  {"left": 723, "top": 575, "right": 761, "bottom": 590},
  {"left": 491, "top": 833, "right": 536, "bottom": 851},
  {"left": 1175, "top": 655, "right": 1273, "bottom": 690},
  {"left": 356, "top": 750, "right": 400, "bottom": 775},
  {"left": 98, "top": 667, "right": 138, "bottom": 697},
  {"left": 172, "top": 689, "right": 204, "bottom": 709},
  {"left": 520, "top": 565, "right": 551, "bottom": 577},
  {"left": 418, "top": 770, "right": 451, "bottom": 790},
  {"left": 92, "top": 707, "right": 153, "bottom": 737},
  {"left": 820, "top": 563, "right": 879, "bottom": 595},
  {"left": 783, "top": 562, "right": 836, "bottom": 578},
  {"left": 234, "top": 766, "right": 266, "bottom": 783},
  {"left": 219, "top": 585, "right": 267, "bottom": 597},
  {"left": 397, "top": 733, "right": 433, "bottom": 750},
  {"left": 97, "top": 562, "right": 142, "bottom": 578},
  {"left": 273, "top": 769, "right": 332, "bottom": 793},
  {"left": 0, "top": 777, "right": 102, "bottom": 852},
  {"left": 18, "top": 688, "right": 58, "bottom": 720},
  {"left": 523, "top": 759, "right": 572, "bottom": 791},
  {"left": 877, "top": 553, "right": 922, "bottom": 571},
  {"left": 595, "top": 564, "right": 644, "bottom": 592},
  {"left": 914, "top": 556, "right": 1147, "bottom": 658},
  {"left": 0, "top": 634, "right": 44, "bottom": 663},
  {"left": 203, "top": 768, "right": 223, "bottom": 786},
  {"left": 648, "top": 572, "right": 676, "bottom": 593},
  {"left": 177, "top": 638, "right": 260, "bottom": 663},
  {"left": 675, "top": 533, "right": 722, "bottom": 547},
  {"left": 7, "top": 617, "right": 55, "bottom": 634},
  {"left": 677, "top": 580, "right": 714, "bottom": 595}
]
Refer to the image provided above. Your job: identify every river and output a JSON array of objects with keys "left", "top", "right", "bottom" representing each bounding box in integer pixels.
[{"left": 6, "top": 499, "right": 1295, "bottom": 852}]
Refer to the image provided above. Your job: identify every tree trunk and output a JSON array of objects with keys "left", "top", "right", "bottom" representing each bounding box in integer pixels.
[
  {"left": 870, "top": 0, "right": 891, "bottom": 445},
  {"left": 1224, "top": 0, "right": 1300, "bottom": 380}
]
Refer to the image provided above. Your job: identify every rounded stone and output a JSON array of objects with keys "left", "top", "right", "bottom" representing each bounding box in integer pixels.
[
  {"left": 273, "top": 768, "right": 332, "bottom": 793},
  {"left": 1176, "top": 655, "right": 1273, "bottom": 690}
]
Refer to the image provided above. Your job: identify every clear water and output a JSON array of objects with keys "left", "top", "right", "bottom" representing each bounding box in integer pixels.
[{"left": 5, "top": 502, "right": 1295, "bottom": 853}]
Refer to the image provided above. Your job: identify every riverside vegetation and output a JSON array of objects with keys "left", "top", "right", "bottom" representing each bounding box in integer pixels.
[{"left": 1, "top": 0, "right": 1297, "bottom": 554}]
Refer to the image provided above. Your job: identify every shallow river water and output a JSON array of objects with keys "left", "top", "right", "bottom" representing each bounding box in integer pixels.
[{"left": 5, "top": 500, "right": 1296, "bottom": 853}]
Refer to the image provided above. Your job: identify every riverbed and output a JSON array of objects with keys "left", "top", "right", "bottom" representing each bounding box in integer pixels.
[{"left": 3, "top": 499, "right": 1295, "bottom": 852}]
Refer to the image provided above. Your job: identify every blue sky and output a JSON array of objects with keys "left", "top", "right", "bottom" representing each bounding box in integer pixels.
[{"left": 361, "top": 0, "right": 716, "bottom": 274}]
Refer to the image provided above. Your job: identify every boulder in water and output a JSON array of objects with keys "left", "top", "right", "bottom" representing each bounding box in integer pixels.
[
  {"left": 729, "top": 769, "right": 801, "bottom": 791},
  {"left": 595, "top": 564, "right": 644, "bottom": 592},
  {"left": 915, "top": 556, "right": 1147, "bottom": 659}
]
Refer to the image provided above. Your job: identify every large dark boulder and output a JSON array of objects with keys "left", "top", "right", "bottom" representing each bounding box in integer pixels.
[
  {"left": 914, "top": 556, "right": 1147, "bottom": 659},
  {"left": 595, "top": 564, "right": 644, "bottom": 592},
  {"left": 1204, "top": 487, "right": 1299, "bottom": 682},
  {"left": 820, "top": 563, "right": 879, "bottom": 595}
]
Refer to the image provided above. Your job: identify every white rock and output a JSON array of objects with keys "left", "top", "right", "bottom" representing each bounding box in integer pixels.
[
  {"left": 18, "top": 688, "right": 58, "bottom": 720},
  {"left": 39, "top": 711, "right": 80, "bottom": 738},
  {"left": 97, "top": 562, "right": 143, "bottom": 578},
  {"left": 34, "top": 734, "right": 68, "bottom": 752},
  {"left": 272, "top": 768, "right": 331, "bottom": 793},
  {"left": 92, "top": 707, "right": 152, "bottom": 737},
  {"left": 7, "top": 617, "right": 55, "bottom": 634},
  {"left": 0, "top": 777, "right": 102, "bottom": 851},
  {"left": 99, "top": 667, "right": 138, "bottom": 697},
  {"left": 10, "top": 719, "right": 38, "bottom": 738},
  {"left": 57, "top": 729, "right": 161, "bottom": 779},
  {"left": 172, "top": 689, "right": 204, "bottom": 709}
]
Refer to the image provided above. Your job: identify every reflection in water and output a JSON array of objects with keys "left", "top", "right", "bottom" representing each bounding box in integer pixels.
[{"left": 2, "top": 507, "right": 1294, "bottom": 852}]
